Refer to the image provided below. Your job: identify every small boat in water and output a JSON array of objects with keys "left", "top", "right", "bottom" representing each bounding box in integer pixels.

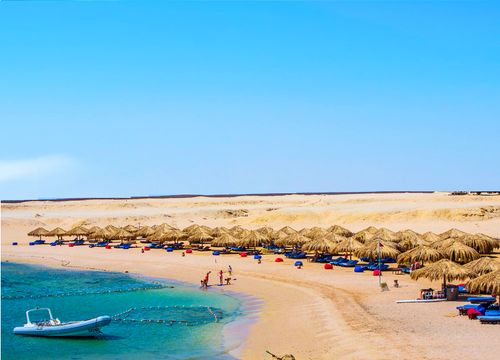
[{"left": 13, "top": 308, "right": 111, "bottom": 337}]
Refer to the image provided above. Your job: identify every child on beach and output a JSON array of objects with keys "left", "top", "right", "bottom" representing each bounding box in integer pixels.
[
  {"left": 228, "top": 265, "right": 232, "bottom": 276},
  {"left": 219, "top": 270, "right": 223, "bottom": 286}
]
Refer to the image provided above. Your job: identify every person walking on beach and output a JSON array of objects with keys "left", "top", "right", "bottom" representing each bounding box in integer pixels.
[
  {"left": 228, "top": 265, "right": 232, "bottom": 276},
  {"left": 219, "top": 270, "right": 224, "bottom": 286},
  {"left": 204, "top": 271, "right": 211, "bottom": 288}
]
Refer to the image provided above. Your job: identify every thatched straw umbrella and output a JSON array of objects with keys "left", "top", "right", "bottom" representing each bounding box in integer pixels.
[
  {"left": 237, "top": 231, "right": 270, "bottom": 249},
  {"left": 135, "top": 226, "right": 155, "bottom": 238},
  {"left": 154, "top": 229, "right": 186, "bottom": 244},
  {"left": 475, "top": 233, "right": 499, "bottom": 249},
  {"left": 440, "top": 228, "right": 468, "bottom": 239},
  {"left": 373, "top": 228, "right": 399, "bottom": 242},
  {"left": 410, "top": 259, "right": 476, "bottom": 289},
  {"left": 464, "top": 257, "right": 500, "bottom": 276},
  {"left": 324, "top": 233, "right": 348, "bottom": 243},
  {"left": 187, "top": 229, "right": 213, "bottom": 245},
  {"left": 123, "top": 225, "right": 138, "bottom": 233},
  {"left": 105, "top": 224, "right": 119, "bottom": 233},
  {"left": 211, "top": 227, "right": 230, "bottom": 237},
  {"left": 256, "top": 226, "right": 275, "bottom": 238},
  {"left": 87, "top": 226, "right": 102, "bottom": 234},
  {"left": 466, "top": 270, "right": 500, "bottom": 295},
  {"left": 88, "top": 228, "right": 114, "bottom": 241},
  {"left": 355, "top": 241, "right": 400, "bottom": 261},
  {"left": 421, "top": 232, "right": 442, "bottom": 243},
  {"left": 112, "top": 228, "right": 134, "bottom": 243},
  {"left": 458, "top": 234, "right": 494, "bottom": 254},
  {"left": 67, "top": 226, "right": 89, "bottom": 239},
  {"left": 430, "top": 238, "right": 457, "bottom": 250},
  {"left": 334, "top": 238, "right": 363, "bottom": 259},
  {"left": 28, "top": 227, "right": 49, "bottom": 240},
  {"left": 211, "top": 233, "right": 238, "bottom": 247},
  {"left": 327, "top": 225, "right": 354, "bottom": 237},
  {"left": 278, "top": 226, "right": 297, "bottom": 235},
  {"left": 364, "top": 238, "right": 404, "bottom": 252},
  {"left": 302, "top": 238, "right": 337, "bottom": 254},
  {"left": 442, "top": 242, "right": 480, "bottom": 264},
  {"left": 46, "top": 227, "right": 67, "bottom": 240},
  {"left": 397, "top": 246, "right": 444, "bottom": 265},
  {"left": 352, "top": 230, "right": 375, "bottom": 243},
  {"left": 303, "top": 227, "right": 328, "bottom": 240},
  {"left": 361, "top": 226, "right": 378, "bottom": 234},
  {"left": 275, "top": 233, "right": 310, "bottom": 248},
  {"left": 273, "top": 230, "right": 290, "bottom": 241}
]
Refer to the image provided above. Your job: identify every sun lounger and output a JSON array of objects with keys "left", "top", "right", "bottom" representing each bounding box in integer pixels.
[
  {"left": 331, "top": 257, "right": 349, "bottom": 266},
  {"left": 339, "top": 260, "right": 358, "bottom": 267},
  {"left": 467, "top": 297, "right": 496, "bottom": 303},
  {"left": 477, "top": 316, "right": 500, "bottom": 324}
]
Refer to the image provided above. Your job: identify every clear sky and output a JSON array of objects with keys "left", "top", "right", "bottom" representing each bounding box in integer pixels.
[{"left": 1, "top": 1, "right": 499, "bottom": 200}]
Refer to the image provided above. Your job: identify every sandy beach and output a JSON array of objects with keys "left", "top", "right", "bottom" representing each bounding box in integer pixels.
[{"left": 2, "top": 192, "right": 500, "bottom": 359}]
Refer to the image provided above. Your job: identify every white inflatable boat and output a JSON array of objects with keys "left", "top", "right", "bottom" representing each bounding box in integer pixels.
[{"left": 13, "top": 308, "right": 111, "bottom": 337}]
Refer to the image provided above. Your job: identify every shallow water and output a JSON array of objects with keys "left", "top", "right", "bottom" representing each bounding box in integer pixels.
[{"left": 1, "top": 262, "right": 242, "bottom": 360}]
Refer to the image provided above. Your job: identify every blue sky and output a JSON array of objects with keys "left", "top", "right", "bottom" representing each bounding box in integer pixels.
[{"left": 1, "top": 1, "right": 499, "bottom": 200}]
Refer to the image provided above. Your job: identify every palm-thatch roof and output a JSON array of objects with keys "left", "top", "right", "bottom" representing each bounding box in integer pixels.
[
  {"left": 87, "top": 226, "right": 102, "bottom": 234},
  {"left": 256, "top": 226, "right": 275, "bottom": 237},
  {"left": 135, "top": 226, "right": 155, "bottom": 238},
  {"left": 361, "top": 226, "right": 379, "bottom": 234},
  {"left": 364, "top": 238, "right": 404, "bottom": 251},
  {"left": 459, "top": 234, "right": 495, "bottom": 254},
  {"left": 440, "top": 228, "right": 468, "bottom": 239},
  {"left": 154, "top": 229, "right": 186, "bottom": 243},
  {"left": 397, "top": 246, "right": 444, "bottom": 264},
  {"left": 211, "top": 227, "right": 230, "bottom": 237},
  {"left": 66, "top": 226, "right": 89, "bottom": 236},
  {"left": 372, "top": 228, "right": 399, "bottom": 242},
  {"left": 430, "top": 238, "right": 457, "bottom": 250},
  {"left": 323, "top": 233, "right": 348, "bottom": 243},
  {"left": 122, "top": 225, "right": 138, "bottom": 233},
  {"left": 278, "top": 226, "right": 298, "bottom": 235},
  {"left": 28, "top": 227, "right": 49, "bottom": 237},
  {"left": 112, "top": 228, "right": 134, "bottom": 240},
  {"left": 463, "top": 257, "right": 500, "bottom": 275},
  {"left": 211, "top": 233, "right": 238, "bottom": 247},
  {"left": 301, "top": 238, "right": 337, "bottom": 253},
  {"left": 334, "top": 238, "right": 364, "bottom": 254},
  {"left": 88, "top": 228, "right": 115, "bottom": 240},
  {"left": 187, "top": 229, "right": 213, "bottom": 244},
  {"left": 46, "top": 227, "right": 67, "bottom": 237},
  {"left": 237, "top": 231, "right": 270, "bottom": 248},
  {"left": 352, "top": 230, "right": 375, "bottom": 243},
  {"left": 327, "top": 225, "right": 354, "bottom": 237},
  {"left": 410, "top": 259, "right": 476, "bottom": 283},
  {"left": 105, "top": 224, "right": 120, "bottom": 233},
  {"left": 355, "top": 241, "right": 400, "bottom": 260},
  {"left": 421, "top": 232, "right": 443, "bottom": 243},
  {"left": 466, "top": 270, "right": 500, "bottom": 295},
  {"left": 442, "top": 242, "right": 480, "bottom": 264},
  {"left": 275, "top": 233, "right": 310, "bottom": 247}
]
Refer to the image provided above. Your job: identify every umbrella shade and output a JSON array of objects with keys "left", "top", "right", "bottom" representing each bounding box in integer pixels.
[
  {"left": 112, "top": 228, "right": 134, "bottom": 240},
  {"left": 421, "top": 232, "right": 443, "bottom": 243},
  {"left": 123, "top": 225, "right": 138, "bottom": 233},
  {"left": 105, "top": 225, "right": 120, "bottom": 233},
  {"left": 442, "top": 242, "right": 480, "bottom": 264},
  {"left": 275, "top": 233, "right": 310, "bottom": 247},
  {"left": 372, "top": 228, "right": 399, "bottom": 242},
  {"left": 187, "top": 229, "right": 213, "bottom": 244},
  {"left": 459, "top": 235, "right": 495, "bottom": 254},
  {"left": 323, "top": 233, "right": 348, "bottom": 243},
  {"left": 440, "top": 228, "right": 468, "bottom": 239},
  {"left": 430, "top": 238, "right": 457, "bottom": 250},
  {"left": 234, "top": 228, "right": 252, "bottom": 239},
  {"left": 211, "top": 233, "right": 238, "bottom": 247},
  {"left": 476, "top": 233, "right": 500, "bottom": 250},
  {"left": 364, "top": 238, "right": 404, "bottom": 251},
  {"left": 256, "top": 226, "right": 275, "bottom": 238},
  {"left": 237, "top": 231, "right": 270, "bottom": 248},
  {"left": 135, "top": 226, "right": 155, "bottom": 238},
  {"left": 410, "top": 259, "right": 476, "bottom": 283},
  {"left": 327, "top": 225, "right": 354, "bottom": 237},
  {"left": 66, "top": 226, "right": 89, "bottom": 236},
  {"left": 397, "top": 246, "right": 444, "bottom": 264},
  {"left": 87, "top": 226, "right": 102, "bottom": 234},
  {"left": 88, "top": 228, "right": 114, "bottom": 240},
  {"left": 278, "top": 226, "right": 297, "bottom": 235},
  {"left": 46, "top": 227, "right": 67, "bottom": 237},
  {"left": 466, "top": 270, "right": 500, "bottom": 295},
  {"left": 300, "top": 227, "right": 327, "bottom": 239},
  {"left": 360, "top": 226, "right": 379, "bottom": 234},
  {"left": 355, "top": 242, "right": 400, "bottom": 260},
  {"left": 463, "top": 257, "right": 500, "bottom": 275},
  {"left": 155, "top": 229, "right": 186, "bottom": 243},
  {"left": 334, "top": 238, "right": 364, "bottom": 253},
  {"left": 301, "top": 238, "right": 337, "bottom": 253},
  {"left": 28, "top": 227, "right": 49, "bottom": 237},
  {"left": 352, "top": 230, "right": 375, "bottom": 243},
  {"left": 211, "top": 227, "right": 230, "bottom": 237}
]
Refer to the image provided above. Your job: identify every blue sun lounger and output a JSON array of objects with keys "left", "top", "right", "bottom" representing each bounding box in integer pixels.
[
  {"left": 477, "top": 315, "right": 500, "bottom": 324},
  {"left": 339, "top": 260, "right": 358, "bottom": 267}
]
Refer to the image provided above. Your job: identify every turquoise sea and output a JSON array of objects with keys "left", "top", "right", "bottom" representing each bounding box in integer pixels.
[{"left": 1, "top": 262, "right": 244, "bottom": 360}]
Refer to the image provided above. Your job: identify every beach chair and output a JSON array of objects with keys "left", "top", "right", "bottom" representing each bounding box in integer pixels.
[
  {"left": 477, "top": 316, "right": 500, "bottom": 324},
  {"left": 339, "top": 260, "right": 358, "bottom": 267}
]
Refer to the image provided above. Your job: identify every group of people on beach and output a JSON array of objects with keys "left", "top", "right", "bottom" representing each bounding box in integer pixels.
[{"left": 200, "top": 265, "right": 232, "bottom": 290}]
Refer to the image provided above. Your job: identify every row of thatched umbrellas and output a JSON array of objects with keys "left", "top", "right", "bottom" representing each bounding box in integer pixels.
[{"left": 28, "top": 224, "right": 499, "bottom": 294}]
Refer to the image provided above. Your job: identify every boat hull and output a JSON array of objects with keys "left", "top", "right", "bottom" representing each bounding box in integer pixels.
[{"left": 13, "top": 316, "right": 111, "bottom": 337}]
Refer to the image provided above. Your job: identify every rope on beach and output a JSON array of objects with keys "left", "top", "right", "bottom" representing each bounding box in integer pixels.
[
  {"left": 1, "top": 282, "right": 173, "bottom": 301},
  {"left": 111, "top": 305, "right": 223, "bottom": 326}
]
